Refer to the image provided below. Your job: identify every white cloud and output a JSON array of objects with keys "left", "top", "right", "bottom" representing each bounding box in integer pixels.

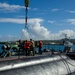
[
  {"left": 66, "top": 10, "right": 75, "bottom": 13},
  {"left": 48, "top": 20, "right": 55, "bottom": 24},
  {"left": 0, "top": 18, "right": 25, "bottom": 24},
  {"left": 0, "top": 3, "right": 25, "bottom": 12},
  {"left": 22, "top": 29, "right": 30, "bottom": 40},
  {"left": 0, "top": 29, "right": 75, "bottom": 41},
  {"left": 0, "top": 18, "right": 75, "bottom": 41},
  {"left": 66, "top": 19, "right": 75, "bottom": 25},
  {"left": 59, "top": 30, "right": 74, "bottom": 38},
  {"left": 51, "top": 8, "right": 59, "bottom": 12},
  {"left": 0, "top": 35, "right": 20, "bottom": 42}
]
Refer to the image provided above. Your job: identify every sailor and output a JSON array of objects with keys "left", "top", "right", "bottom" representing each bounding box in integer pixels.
[
  {"left": 18, "top": 40, "right": 23, "bottom": 56},
  {"left": 3, "top": 45, "right": 11, "bottom": 58},
  {"left": 39, "top": 40, "right": 43, "bottom": 54},
  {"left": 0, "top": 45, "right": 7, "bottom": 57},
  {"left": 30, "top": 39, "right": 35, "bottom": 56},
  {"left": 63, "top": 39, "right": 73, "bottom": 53},
  {"left": 24, "top": 40, "right": 30, "bottom": 56}
]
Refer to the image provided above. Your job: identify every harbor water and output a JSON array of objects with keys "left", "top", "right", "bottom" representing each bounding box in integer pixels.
[{"left": 0, "top": 44, "right": 75, "bottom": 53}]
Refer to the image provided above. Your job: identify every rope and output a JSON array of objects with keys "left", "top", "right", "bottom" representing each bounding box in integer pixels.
[
  {"left": 58, "top": 54, "right": 72, "bottom": 75},
  {"left": 63, "top": 54, "right": 75, "bottom": 67}
]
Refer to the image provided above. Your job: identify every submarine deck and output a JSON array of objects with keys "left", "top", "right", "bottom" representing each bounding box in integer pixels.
[{"left": 0, "top": 51, "right": 75, "bottom": 62}]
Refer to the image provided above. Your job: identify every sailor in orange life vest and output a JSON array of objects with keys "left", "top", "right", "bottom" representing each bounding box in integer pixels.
[
  {"left": 39, "top": 41, "right": 43, "bottom": 54},
  {"left": 24, "top": 40, "right": 30, "bottom": 56}
]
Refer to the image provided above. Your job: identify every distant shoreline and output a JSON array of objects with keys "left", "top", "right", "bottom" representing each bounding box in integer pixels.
[{"left": 0, "top": 39, "right": 75, "bottom": 45}]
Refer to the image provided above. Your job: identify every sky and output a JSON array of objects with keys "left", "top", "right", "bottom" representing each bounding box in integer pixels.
[{"left": 0, "top": 0, "right": 75, "bottom": 41}]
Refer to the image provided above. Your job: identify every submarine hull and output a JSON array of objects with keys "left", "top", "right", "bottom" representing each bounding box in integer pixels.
[{"left": 0, "top": 54, "right": 75, "bottom": 75}]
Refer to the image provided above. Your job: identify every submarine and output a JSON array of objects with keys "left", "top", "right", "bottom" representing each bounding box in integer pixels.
[{"left": 0, "top": 53, "right": 75, "bottom": 75}]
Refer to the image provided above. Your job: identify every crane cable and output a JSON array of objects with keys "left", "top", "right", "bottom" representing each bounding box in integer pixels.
[
  {"left": 25, "top": 0, "right": 29, "bottom": 29},
  {"left": 18, "top": 0, "right": 30, "bottom": 59},
  {"left": 24, "top": 0, "right": 31, "bottom": 40},
  {"left": 20, "top": 0, "right": 29, "bottom": 40}
]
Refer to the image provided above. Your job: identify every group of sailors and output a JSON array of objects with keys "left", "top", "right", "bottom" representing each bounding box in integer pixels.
[
  {"left": 18, "top": 39, "right": 35, "bottom": 56},
  {"left": 18, "top": 39, "right": 43, "bottom": 56},
  {"left": 0, "top": 39, "right": 43, "bottom": 58}
]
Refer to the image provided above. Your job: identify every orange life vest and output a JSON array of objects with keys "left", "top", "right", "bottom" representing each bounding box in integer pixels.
[
  {"left": 24, "top": 41, "right": 30, "bottom": 49},
  {"left": 39, "top": 41, "right": 43, "bottom": 47}
]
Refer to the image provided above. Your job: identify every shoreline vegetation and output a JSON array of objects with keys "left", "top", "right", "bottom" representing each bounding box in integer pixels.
[{"left": 0, "top": 39, "right": 75, "bottom": 45}]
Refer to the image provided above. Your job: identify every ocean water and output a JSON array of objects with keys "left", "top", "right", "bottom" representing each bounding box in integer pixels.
[
  {"left": 0, "top": 44, "right": 4, "bottom": 53},
  {"left": 37, "top": 44, "right": 75, "bottom": 52},
  {"left": 0, "top": 44, "right": 75, "bottom": 53}
]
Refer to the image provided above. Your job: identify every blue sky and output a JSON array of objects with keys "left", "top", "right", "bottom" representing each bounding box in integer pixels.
[{"left": 0, "top": 0, "right": 75, "bottom": 41}]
